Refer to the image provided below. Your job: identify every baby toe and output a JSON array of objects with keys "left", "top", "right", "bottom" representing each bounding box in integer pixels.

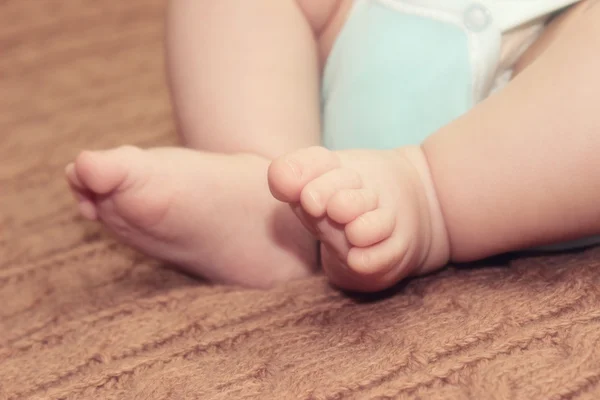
[
  {"left": 346, "top": 233, "right": 410, "bottom": 277},
  {"left": 327, "top": 188, "right": 378, "bottom": 224},
  {"left": 74, "top": 149, "right": 129, "bottom": 194},
  {"left": 268, "top": 146, "right": 340, "bottom": 203},
  {"left": 345, "top": 208, "right": 395, "bottom": 247},
  {"left": 65, "top": 162, "right": 84, "bottom": 189},
  {"left": 77, "top": 197, "right": 99, "bottom": 220},
  {"left": 300, "top": 168, "right": 362, "bottom": 217}
]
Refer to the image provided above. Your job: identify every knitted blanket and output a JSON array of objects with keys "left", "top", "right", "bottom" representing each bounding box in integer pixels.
[{"left": 2, "top": 1, "right": 600, "bottom": 398}]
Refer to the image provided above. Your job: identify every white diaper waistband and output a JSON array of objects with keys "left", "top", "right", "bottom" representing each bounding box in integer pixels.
[{"left": 371, "top": 0, "right": 581, "bottom": 101}]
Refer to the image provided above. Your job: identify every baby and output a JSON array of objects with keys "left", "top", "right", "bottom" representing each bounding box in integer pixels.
[{"left": 66, "top": 0, "right": 600, "bottom": 292}]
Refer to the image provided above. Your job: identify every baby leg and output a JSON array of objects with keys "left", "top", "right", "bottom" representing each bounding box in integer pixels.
[
  {"left": 165, "top": 0, "right": 345, "bottom": 157},
  {"left": 269, "top": 1, "right": 600, "bottom": 291},
  {"left": 424, "top": 3, "right": 600, "bottom": 262},
  {"left": 66, "top": 147, "right": 319, "bottom": 288},
  {"left": 269, "top": 146, "right": 449, "bottom": 292},
  {"left": 67, "top": 0, "right": 347, "bottom": 287}
]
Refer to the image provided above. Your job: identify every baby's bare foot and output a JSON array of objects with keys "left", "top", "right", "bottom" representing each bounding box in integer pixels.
[
  {"left": 66, "top": 146, "right": 317, "bottom": 288},
  {"left": 268, "top": 146, "right": 450, "bottom": 292}
]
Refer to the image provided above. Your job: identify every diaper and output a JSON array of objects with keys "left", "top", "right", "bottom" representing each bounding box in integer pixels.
[
  {"left": 321, "top": 0, "right": 580, "bottom": 150},
  {"left": 321, "top": 0, "right": 597, "bottom": 252}
]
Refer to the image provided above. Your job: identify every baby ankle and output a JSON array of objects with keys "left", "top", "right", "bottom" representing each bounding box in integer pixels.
[{"left": 398, "top": 146, "right": 451, "bottom": 272}]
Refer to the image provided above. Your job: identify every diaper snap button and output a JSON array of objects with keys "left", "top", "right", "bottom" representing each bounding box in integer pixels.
[{"left": 464, "top": 3, "right": 491, "bottom": 32}]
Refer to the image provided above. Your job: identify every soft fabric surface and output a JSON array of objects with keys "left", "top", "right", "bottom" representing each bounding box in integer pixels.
[{"left": 3, "top": 1, "right": 600, "bottom": 399}]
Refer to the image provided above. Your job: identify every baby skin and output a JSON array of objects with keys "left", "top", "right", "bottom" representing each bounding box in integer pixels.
[
  {"left": 65, "top": 145, "right": 445, "bottom": 291},
  {"left": 268, "top": 146, "right": 449, "bottom": 291},
  {"left": 67, "top": 1, "right": 600, "bottom": 291},
  {"left": 66, "top": 148, "right": 317, "bottom": 288},
  {"left": 267, "top": 0, "right": 600, "bottom": 290},
  {"left": 65, "top": 0, "right": 449, "bottom": 292}
]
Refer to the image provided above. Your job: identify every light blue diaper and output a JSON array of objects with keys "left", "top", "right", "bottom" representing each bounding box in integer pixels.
[
  {"left": 321, "top": 0, "right": 599, "bottom": 252},
  {"left": 321, "top": 0, "right": 579, "bottom": 149},
  {"left": 322, "top": 0, "right": 500, "bottom": 150}
]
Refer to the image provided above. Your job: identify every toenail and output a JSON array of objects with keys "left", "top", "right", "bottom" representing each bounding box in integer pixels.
[
  {"left": 344, "top": 190, "right": 358, "bottom": 203},
  {"left": 358, "top": 214, "right": 371, "bottom": 227},
  {"left": 285, "top": 158, "right": 302, "bottom": 179},
  {"left": 360, "top": 252, "right": 370, "bottom": 271},
  {"left": 307, "top": 190, "right": 320, "bottom": 208}
]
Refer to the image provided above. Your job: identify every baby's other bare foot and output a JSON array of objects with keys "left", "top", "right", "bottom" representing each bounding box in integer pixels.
[
  {"left": 268, "top": 146, "right": 450, "bottom": 292},
  {"left": 66, "top": 146, "right": 317, "bottom": 288}
]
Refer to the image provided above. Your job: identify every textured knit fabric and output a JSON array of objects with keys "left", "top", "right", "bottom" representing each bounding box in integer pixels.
[{"left": 3, "top": 1, "right": 600, "bottom": 399}]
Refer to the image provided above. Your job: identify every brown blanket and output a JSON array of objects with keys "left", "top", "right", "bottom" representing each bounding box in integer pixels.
[{"left": 3, "top": 1, "right": 600, "bottom": 399}]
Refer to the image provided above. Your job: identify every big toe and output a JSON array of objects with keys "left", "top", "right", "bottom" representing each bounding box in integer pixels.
[
  {"left": 66, "top": 162, "right": 98, "bottom": 220},
  {"left": 321, "top": 246, "right": 396, "bottom": 293},
  {"left": 268, "top": 146, "right": 340, "bottom": 203},
  {"left": 73, "top": 146, "right": 143, "bottom": 195}
]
